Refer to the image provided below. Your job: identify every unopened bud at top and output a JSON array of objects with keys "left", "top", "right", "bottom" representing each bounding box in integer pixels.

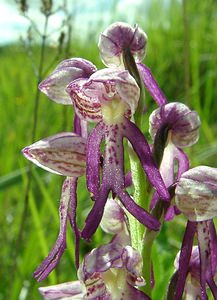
[{"left": 98, "top": 22, "right": 147, "bottom": 68}]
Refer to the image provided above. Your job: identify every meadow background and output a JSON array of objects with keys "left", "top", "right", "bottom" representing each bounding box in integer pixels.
[{"left": 0, "top": 0, "right": 217, "bottom": 299}]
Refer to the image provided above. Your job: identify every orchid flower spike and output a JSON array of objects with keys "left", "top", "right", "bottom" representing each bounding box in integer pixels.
[
  {"left": 173, "top": 166, "right": 217, "bottom": 299},
  {"left": 99, "top": 22, "right": 167, "bottom": 106},
  {"left": 22, "top": 133, "right": 86, "bottom": 280},
  {"left": 149, "top": 102, "right": 201, "bottom": 220},
  {"left": 98, "top": 21, "right": 147, "bottom": 68},
  {"left": 67, "top": 68, "right": 169, "bottom": 240},
  {"left": 39, "top": 58, "right": 97, "bottom": 104}
]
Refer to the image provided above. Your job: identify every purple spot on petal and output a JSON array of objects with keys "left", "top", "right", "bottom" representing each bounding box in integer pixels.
[{"left": 109, "top": 157, "right": 113, "bottom": 163}]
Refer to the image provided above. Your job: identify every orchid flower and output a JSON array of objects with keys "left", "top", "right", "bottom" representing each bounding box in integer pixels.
[
  {"left": 39, "top": 243, "right": 149, "bottom": 300},
  {"left": 22, "top": 132, "right": 86, "bottom": 280},
  {"left": 39, "top": 198, "right": 150, "bottom": 300},
  {"left": 67, "top": 67, "right": 169, "bottom": 241},
  {"left": 98, "top": 21, "right": 167, "bottom": 106},
  {"left": 172, "top": 166, "right": 217, "bottom": 299},
  {"left": 149, "top": 102, "right": 201, "bottom": 219}
]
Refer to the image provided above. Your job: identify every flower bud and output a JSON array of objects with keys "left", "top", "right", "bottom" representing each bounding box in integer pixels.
[
  {"left": 149, "top": 102, "right": 201, "bottom": 148},
  {"left": 100, "top": 198, "right": 126, "bottom": 234},
  {"left": 175, "top": 166, "right": 217, "bottom": 221},
  {"left": 98, "top": 22, "right": 147, "bottom": 68}
]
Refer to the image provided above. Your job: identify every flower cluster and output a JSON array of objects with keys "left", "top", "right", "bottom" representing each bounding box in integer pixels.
[{"left": 22, "top": 22, "right": 217, "bottom": 299}]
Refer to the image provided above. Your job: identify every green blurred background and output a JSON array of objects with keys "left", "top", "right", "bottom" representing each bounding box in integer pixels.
[{"left": 0, "top": 0, "right": 217, "bottom": 299}]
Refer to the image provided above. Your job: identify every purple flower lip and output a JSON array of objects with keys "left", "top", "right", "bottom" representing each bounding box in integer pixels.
[
  {"left": 68, "top": 67, "right": 170, "bottom": 241},
  {"left": 81, "top": 117, "right": 168, "bottom": 241}
]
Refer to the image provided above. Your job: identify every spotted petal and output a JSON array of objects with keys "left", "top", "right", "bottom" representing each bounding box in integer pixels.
[
  {"left": 22, "top": 132, "right": 86, "bottom": 177},
  {"left": 67, "top": 68, "right": 140, "bottom": 122},
  {"left": 39, "top": 58, "right": 97, "bottom": 104}
]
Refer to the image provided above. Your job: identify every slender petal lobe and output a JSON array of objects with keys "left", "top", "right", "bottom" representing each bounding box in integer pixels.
[
  {"left": 137, "top": 63, "right": 167, "bottom": 106},
  {"left": 34, "top": 178, "right": 71, "bottom": 281}
]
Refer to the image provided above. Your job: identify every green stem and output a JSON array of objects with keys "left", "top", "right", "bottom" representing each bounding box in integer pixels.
[
  {"left": 141, "top": 231, "right": 155, "bottom": 296},
  {"left": 141, "top": 199, "right": 167, "bottom": 296},
  {"left": 128, "top": 146, "right": 148, "bottom": 253},
  {"left": 142, "top": 225, "right": 164, "bottom": 297}
]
